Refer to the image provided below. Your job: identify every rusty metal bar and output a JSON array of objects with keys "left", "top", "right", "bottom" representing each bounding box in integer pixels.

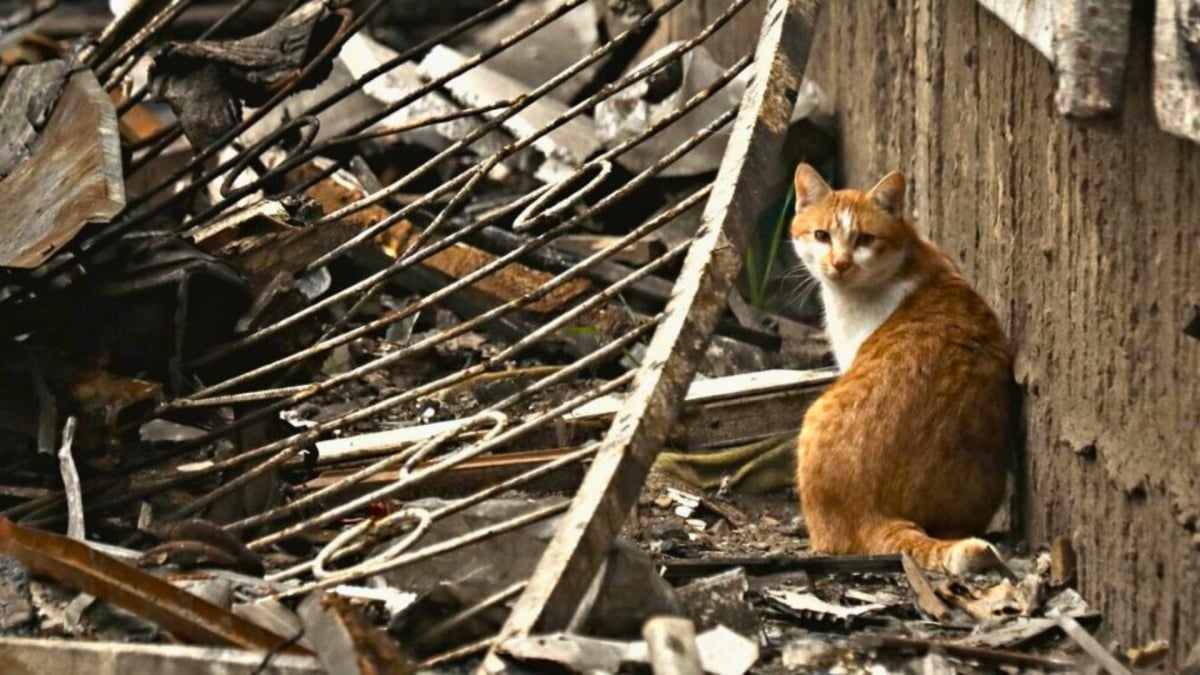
[
  {"left": 264, "top": 444, "right": 601, "bottom": 580},
  {"left": 0, "top": 6, "right": 817, "bottom": 665},
  {"left": 1, "top": 0, "right": 526, "bottom": 303},
  {"left": 483, "top": 0, "right": 823, "bottom": 666},
  {"left": 272, "top": 500, "right": 570, "bottom": 598},
  {"left": 184, "top": 35, "right": 749, "bottom": 371}
]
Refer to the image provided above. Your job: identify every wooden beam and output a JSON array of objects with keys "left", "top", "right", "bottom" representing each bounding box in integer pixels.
[
  {"left": 313, "top": 368, "right": 836, "bottom": 463},
  {"left": 482, "top": 1, "right": 822, "bottom": 670},
  {"left": 300, "top": 368, "right": 835, "bottom": 500},
  {"left": 0, "top": 638, "right": 321, "bottom": 675},
  {"left": 0, "top": 68, "right": 125, "bottom": 268}
]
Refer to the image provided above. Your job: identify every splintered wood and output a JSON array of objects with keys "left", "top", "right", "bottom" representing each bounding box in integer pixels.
[{"left": 0, "top": 68, "right": 124, "bottom": 268}]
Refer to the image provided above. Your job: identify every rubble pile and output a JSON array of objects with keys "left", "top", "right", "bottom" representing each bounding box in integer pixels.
[{"left": 0, "top": 0, "right": 1167, "bottom": 673}]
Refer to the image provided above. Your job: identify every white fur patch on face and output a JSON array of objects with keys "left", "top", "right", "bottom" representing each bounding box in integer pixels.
[
  {"left": 836, "top": 208, "right": 854, "bottom": 236},
  {"left": 852, "top": 247, "right": 874, "bottom": 265},
  {"left": 790, "top": 239, "right": 814, "bottom": 267}
]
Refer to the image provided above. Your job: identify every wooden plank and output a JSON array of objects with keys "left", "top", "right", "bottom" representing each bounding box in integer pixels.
[
  {"left": 658, "top": 554, "right": 902, "bottom": 582},
  {"left": 314, "top": 368, "right": 836, "bottom": 462},
  {"left": 901, "top": 554, "right": 952, "bottom": 622},
  {"left": 673, "top": 382, "right": 825, "bottom": 449},
  {"left": 0, "top": 61, "right": 67, "bottom": 178},
  {"left": 565, "top": 368, "right": 834, "bottom": 419},
  {"left": 483, "top": 1, "right": 822, "bottom": 669},
  {"left": 0, "top": 69, "right": 125, "bottom": 268},
  {"left": 0, "top": 518, "right": 310, "bottom": 655},
  {"left": 296, "top": 163, "right": 592, "bottom": 314},
  {"left": 0, "top": 638, "right": 321, "bottom": 675}
]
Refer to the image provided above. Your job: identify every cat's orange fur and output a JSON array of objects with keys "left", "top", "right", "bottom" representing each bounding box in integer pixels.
[{"left": 789, "top": 164, "right": 1016, "bottom": 574}]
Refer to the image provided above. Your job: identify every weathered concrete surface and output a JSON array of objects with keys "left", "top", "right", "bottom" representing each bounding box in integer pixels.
[
  {"left": 806, "top": 1, "right": 1200, "bottom": 665},
  {"left": 668, "top": 0, "right": 1199, "bottom": 666}
]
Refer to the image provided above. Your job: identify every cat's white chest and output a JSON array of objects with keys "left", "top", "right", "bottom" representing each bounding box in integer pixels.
[{"left": 821, "top": 280, "right": 917, "bottom": 371}]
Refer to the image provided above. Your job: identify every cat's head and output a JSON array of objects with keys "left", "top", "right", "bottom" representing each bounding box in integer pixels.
[{"left": 789, "top": 164, "right": 913, "bottom": 290}]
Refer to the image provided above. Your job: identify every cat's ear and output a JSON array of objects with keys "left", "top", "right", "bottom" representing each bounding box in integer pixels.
[
  {"left": 793, "top": 163, "right": 831, "bottom": 209},
  {"left": 867, "top": 170, "right": 906, "bottom": 216}
]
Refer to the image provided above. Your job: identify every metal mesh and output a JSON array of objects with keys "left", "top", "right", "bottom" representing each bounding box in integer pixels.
[{"left": 0, "top": 0, "right": 780, "bottom": 665}]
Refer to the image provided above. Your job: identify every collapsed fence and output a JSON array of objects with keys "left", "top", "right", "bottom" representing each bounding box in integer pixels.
[{"left": 0, "top": 0, "right": 823, "bottom": 667}]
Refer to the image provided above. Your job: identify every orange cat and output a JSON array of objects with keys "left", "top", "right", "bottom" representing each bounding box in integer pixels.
[{"left": 789, "top": 164, "right": 1016, "bottom": 574}]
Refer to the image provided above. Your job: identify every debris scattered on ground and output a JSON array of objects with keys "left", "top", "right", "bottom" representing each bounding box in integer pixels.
[{"left": 0, "top": 1, "right": 1170, "bottom": 673}]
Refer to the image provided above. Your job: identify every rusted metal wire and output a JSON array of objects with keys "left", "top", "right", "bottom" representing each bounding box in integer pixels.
[
  {"left": 3, "top": 37, "right": 736, "bottom": 522},
  {"left": 264, "top": 443, "right": 602, "bottom": 582},
  {"left": 275, "top": 501, "right": 570, "bottom": 597},
  {"left": 489, "top": 1, "right": 823, "bottom": 659},
  {"left": 2, "top": 0, "right": 579, "bottom": 299},
  {"left": 1, "top": 0, "right": 787, "bottom": 663},
  {"left": 2, "top": 0, "right": 746, "bottom": 305},
  {"left": 10, "top": 4, "right": 741, "bottom": 514},
  {"left": 185, "top": 72, "right": 737, "bottom": 377}
]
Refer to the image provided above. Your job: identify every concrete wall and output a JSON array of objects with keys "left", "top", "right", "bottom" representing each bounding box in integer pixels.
[{"left": 666, "top": 0, "right": 1200, "bottom": 664}]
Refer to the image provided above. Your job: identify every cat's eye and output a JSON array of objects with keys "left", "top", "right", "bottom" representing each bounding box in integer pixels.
[
  {"left": 813, "top": 230, "right": 830, "bottom": 243},
  {"left": 856, "top": 233, "right": 875, "bottom": 247}
]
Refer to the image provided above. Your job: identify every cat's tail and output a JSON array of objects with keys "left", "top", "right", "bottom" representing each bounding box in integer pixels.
[{"left": 863, "top": 519, "right": 1003, "bottom": 574}]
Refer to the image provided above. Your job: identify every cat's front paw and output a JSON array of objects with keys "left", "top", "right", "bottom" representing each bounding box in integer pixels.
[{"left": 944, "top": 537, "right": 1005, "bottom": 575}]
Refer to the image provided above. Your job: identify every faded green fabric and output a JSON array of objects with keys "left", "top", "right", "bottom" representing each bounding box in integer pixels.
[{"left": 653, "top": 433, "right": 797, "bottom": 494}]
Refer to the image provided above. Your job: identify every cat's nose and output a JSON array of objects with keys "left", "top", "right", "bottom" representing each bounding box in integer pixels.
[{"left": 832, "top": 258, "right": 852, "bottom": 272}]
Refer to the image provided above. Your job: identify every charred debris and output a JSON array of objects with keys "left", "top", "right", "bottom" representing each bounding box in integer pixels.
[{"left": 0, "top": 0, "right": 1166, "bottom": 673}]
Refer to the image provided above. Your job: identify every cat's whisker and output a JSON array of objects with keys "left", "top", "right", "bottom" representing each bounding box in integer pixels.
[
  {"left": 788, "top": 284, "right": 819, "bottom": 309},
  {"left": 781, "top": 278, "right": 820, "bottom": 309}
]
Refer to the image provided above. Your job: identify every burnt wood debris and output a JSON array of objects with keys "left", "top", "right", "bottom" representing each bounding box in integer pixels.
[{"left": 0, "top": 0, "right": 1187, "bottom": 674}]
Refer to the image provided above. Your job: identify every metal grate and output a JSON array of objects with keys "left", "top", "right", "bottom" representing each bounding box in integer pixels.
[{"left": 0, "top": 0, "right": 820, "bottom": 667}]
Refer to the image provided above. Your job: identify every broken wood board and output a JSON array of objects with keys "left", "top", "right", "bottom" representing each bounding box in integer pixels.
[
  {"left": 0, "top": 638, "right": 322, "bottom": 675},
  {"left": 575, "top": 367, "right": 835, "bottom": 449},
  {"left": 313, "top": 368, "right": 837, "bottom": 462},
  {"left": 0, "top": 60, "right": 67, "bottom": 178},
  {"left": 297, "top": 593, "right": 416, "bottom": 675},
  {"left": 0, "top": 68, "right": 124, "bottom": 268},
  {"left": 485, "top": 0, "right": 824, "bottom": 665},
  {"left": 295, "top": 163, "right": 594, "bottom": 315},
  {"left": 856, "top": 634, "right": 1077, "bottom": 671},
  {"left": 902, "top": 554, "right": 953, "bottom": 622},
  {"left": 1152, "top": 0, "right": 1200, "bottom": 143},
  {"left": 189, "top": 200, "right": 296, "bottom": 258},
  {"left": 657, "top": 554, "right": 902, "bottom": 582},
  {"left": 976, "top": 0, "right": 1132, "bottom": 117}
]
